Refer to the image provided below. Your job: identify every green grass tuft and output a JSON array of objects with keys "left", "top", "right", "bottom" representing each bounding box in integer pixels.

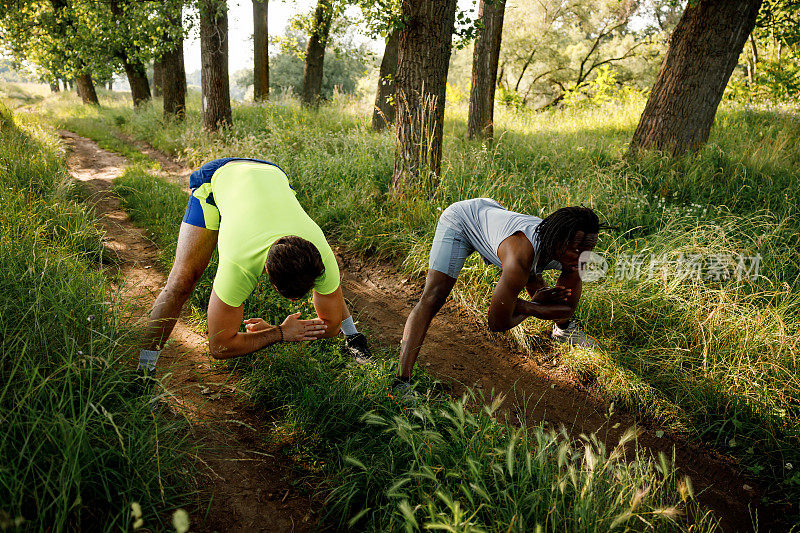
[{"left": 0, "top": 110, "right": 195, "bottom": 530}]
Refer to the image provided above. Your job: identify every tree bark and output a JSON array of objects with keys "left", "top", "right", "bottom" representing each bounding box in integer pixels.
[
  {"left": 76, "top": 73, "right": 99, "bottom": 105},
  {"left": 49, "top": 80, "right": 60, "bottom": 92},
  {"left": 153, "top": 59, "right": 164, "bottom": 97},
  {"left": 162, "top": 38, "right": 187, "bottom": 119},
  {"left": 200, "top": 0, "right": 232, "bottom": 130},
  {"left": 121, "top": 56, "right": 152, "bottom": 106},
  {"left": 253, "top": 0, "right": 269, "bottom": 101},
  {"left": 162, "top": 3, "right": 186, "bottom": 119},
  {"left": 629, "top": 0, "right": 762, "bottom": 156},
  {"left": 393, "top": 0, "right": 458, "bottom": 190},
  {"left": 301, "top": 0, "right": 333, "bottom": 107},
  {"left": 372, "top": 30, "right": 400, "bottom": 131},
  {"left": 467, "top": 0, "right": 506, "bottom": 140}
]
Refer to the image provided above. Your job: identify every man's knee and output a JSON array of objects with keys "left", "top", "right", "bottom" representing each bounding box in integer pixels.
[
  {"left": 419, "top": 285, "right": 451, "bottom": 312},
  {"left": 163, "top": 270, "right": 202, "bottom": 301}
]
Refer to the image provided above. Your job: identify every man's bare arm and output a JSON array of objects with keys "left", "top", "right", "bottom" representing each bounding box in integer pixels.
[
  {"left": 312, "top": 286, "right": 345, "bottom": 339},
  {"left": 207, "top": 290, "right": 326, "bottom": 359}
]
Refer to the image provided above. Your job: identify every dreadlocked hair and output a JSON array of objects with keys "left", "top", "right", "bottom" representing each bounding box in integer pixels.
[{"left": 534, "top": 207, "right": 603, "bottom": 263}]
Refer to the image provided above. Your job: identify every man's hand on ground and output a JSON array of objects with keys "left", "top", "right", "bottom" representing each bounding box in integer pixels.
[
  {"left": 243, "top": 314, "right": 327, "bottom": 342},
  {"left": 243, "top": 317, "right": 270, "bottom": 332},
  {"left": 532, "top": 286, "right": 571, "bottom": 305},
  {"left": 280, "top": 312, "right": 327, "bottom": 341}
]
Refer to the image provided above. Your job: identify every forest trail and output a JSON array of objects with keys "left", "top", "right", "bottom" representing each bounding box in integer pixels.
[
  {"left": 62, "top": 128, "right": 764, "bottom": 531},
  {"left": 60, "top": 129, "right": 316, "bottom": 533}
]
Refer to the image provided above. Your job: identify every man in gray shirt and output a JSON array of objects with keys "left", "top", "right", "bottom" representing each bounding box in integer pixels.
[{"left": 393, "top": 198, "right": 601, "bottom": 399}]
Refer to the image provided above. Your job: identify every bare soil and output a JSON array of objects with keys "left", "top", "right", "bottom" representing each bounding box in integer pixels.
[{"left": 61, "top": 128, "right": 767, "bottom": 532}]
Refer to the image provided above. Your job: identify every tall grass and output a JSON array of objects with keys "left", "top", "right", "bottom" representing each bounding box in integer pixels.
[
  {"left": 112, "top": 166, "right": 720, "bottom": 531},
  {"left": 0, "top": 106, "right": 195, "bottom": 530},
  {"left": 42, "top": 91, "right": 800, "bottom": 515}
]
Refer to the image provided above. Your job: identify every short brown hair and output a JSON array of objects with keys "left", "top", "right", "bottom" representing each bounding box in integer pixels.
[{"left": 266, "top": 236, "right": 324, "bottom": 299}]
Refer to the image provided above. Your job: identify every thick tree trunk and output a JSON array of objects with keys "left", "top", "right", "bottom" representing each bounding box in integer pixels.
[
  {"left": 121, "top": 57, "right": 152, "bottom": 106},
  {"left": 372, "top": 30, "right": 400, "bottom": 131},
  {"left": 467, "top": 0, "right": 505, "bottom": 140},
  {"left": 200, "top": 0, "right": 232, "bottom": 130},
  {"left": 301, "top": 0, "right": 333, "bottom": 107},
  {"left": 76, "top": 73, "right": 99, "bottom": 105},
  {"left": 49, "top": 80, "right": 60, "bottom": 92},
  {"left": 253, "top": 0, "right": 269, "bottom": 101},
  {"left": 629, "top": 0, "right": 762, "bottom": 156},
  {"left": 162, "top": 4, "right": 186, "bottom": 119},
  {"left": 153, "top": 59, "right": 164, "bottom": 97},
  {"left": 162, "top": 38, "right": 187, "bottom": 119},
  {"left": 393, "top": 0, "right": 458, "bottom": 190}
]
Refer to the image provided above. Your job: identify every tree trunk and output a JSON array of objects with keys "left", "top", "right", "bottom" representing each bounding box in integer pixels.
[
  {"left": 393, "top": 0, "right": 458, "bottom": 191},
  {"left": 76, "top": 73, "right": 99, "bottom": 105},
  {"left": 200, "top": 0, "right": 232, "bottom": 130},
  {"left": 629, "top": 0, "right": 762, "bottom": 156},
  {"left": 121, "top": 56, "right": 152, "bottom": 106},
  {"left": 153, "top": 59, "right": 164, "bottom": 97},
  {"left": 467, "top": 0, "right": 506, "bottom": 140},
  {"left": 253, "top": 0, "right": 269, "bottom": 101},
  {"left": 301, "top": 0, "right": 333, "bottom": 107},
  {"left": 162, "top": 38, "right": 187, "bottom": 119},
  {"left": 49, "top": 80, "right": 60, "bottom": 92},
  {"left": 372, "top": 30, "right": 400, "bottom": 131},
  {"left": 162, "top": 3, "right": 186, "bottom": 119}
]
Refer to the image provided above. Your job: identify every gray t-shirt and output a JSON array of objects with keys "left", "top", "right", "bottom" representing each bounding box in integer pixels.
[{"left": 442, "top": 198, "right": 562, "bottom": 274}]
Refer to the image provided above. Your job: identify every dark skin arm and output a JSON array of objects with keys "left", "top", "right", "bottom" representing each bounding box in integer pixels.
[{"left": 488, "top": 233, "right": 573, "bottom": 332}]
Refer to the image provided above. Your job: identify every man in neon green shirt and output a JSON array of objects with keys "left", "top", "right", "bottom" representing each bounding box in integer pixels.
[{"left": 137, "top": 158, "right": 374, "bottom": 374}]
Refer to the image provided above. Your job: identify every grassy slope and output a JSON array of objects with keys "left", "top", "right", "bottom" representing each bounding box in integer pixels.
[
  {"left": 0, "top": 104, "right": 195, "bottom": 531},
  {"left": 43, "top": 91, "right": 800, "bottom": 520}
]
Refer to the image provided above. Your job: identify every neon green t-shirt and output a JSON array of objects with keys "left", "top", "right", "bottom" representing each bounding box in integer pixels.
[{"left": 210, "top": 161, "right": 340, "bottom": 307}]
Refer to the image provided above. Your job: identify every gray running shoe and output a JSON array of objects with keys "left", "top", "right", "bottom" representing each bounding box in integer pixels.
[
  {"left": 551, "top": 321, "right": 599, "bottom": 349},
  {"left": 344, "top": 333, "right": 377, "bottom": 365},
  {"left": 389, "top": 380, "right": 423, "bottom": 402}
]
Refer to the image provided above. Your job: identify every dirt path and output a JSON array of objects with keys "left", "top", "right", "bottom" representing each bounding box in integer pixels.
[
  {"left": 60, "top": 130, "right": 316, "bottom": 533},
  {"left": 62, "top": 129, "right": 765, "bottom": 531},
  {"left": 339, "top": 254, "right": 764, "bottom": 530}
]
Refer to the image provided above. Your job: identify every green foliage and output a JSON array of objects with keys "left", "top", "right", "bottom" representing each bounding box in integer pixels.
[
  {"left": 269, "top": 29, "right": 372, "bottom": 99},
  {"left": 495, "top": 0, "right": 659, "bottom": 109},
  {"left": 0, "top": 0, "right": 185, "bottom": 86},
  {"left": 561, "top": 65, "right": 645, "bottom": 108},
  {"left": 756, "top": 56, "right": 800, "bottom": 100},
  {"left": 0, "top": 109, "right": 195, "bottom": 530}
]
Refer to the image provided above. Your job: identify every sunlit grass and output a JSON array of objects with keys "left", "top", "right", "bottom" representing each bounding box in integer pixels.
[
  {"left": 0, "top": 108, "right": 196, "bottom": 530},
  {"left": 112, "top": 165, "right": 721, "bottom": 531},
  {"left": 41, "top": 89, "right": 800, "bottom": 517}
]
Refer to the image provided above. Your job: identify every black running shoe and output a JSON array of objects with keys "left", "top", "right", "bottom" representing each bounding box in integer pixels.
[{"left": 344, "top": 333, "right": 376, "bottom": 365}]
